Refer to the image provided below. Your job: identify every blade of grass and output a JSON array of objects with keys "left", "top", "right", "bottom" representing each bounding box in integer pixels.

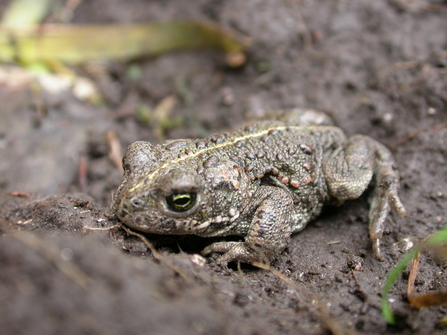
[
  {"left": 381, "top": 247, "right": 418, "bottom": 325},
  {"left": 0, "top": 21, "right": 251, "bottom": 66},
  {"left": 424, "top": 227, "right": 447, "bottom": 246}
]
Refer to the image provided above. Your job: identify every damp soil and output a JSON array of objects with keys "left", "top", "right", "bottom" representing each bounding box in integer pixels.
[{"left": 1, "top": 0, "right": 447, "bottom": 334}]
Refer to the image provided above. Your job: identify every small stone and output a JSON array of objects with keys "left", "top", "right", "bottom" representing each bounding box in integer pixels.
[
  {"left": 427, "top": 107, "right": 436, "bottom": 115},
  {"left": 190, "top": 254, "right": 207, "bottom": 267},
  {"left": 221, "top": 87, "right": 235, "bottom": 106}
]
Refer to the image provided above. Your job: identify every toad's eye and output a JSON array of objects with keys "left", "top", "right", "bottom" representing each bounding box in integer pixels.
[{"left": 166, "top": 193, "right": 197, "bottom": 212}]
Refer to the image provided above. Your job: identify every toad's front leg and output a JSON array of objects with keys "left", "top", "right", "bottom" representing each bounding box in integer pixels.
[
  {"left": 323, "top": 135, "right": 407, "bottom": 260},
  {"left": 202, "top": 186, "right": 294, "bottom": 264}
]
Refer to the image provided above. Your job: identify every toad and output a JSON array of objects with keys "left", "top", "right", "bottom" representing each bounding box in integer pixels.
[{"left": 112, "top": 109, "right": 407, "bottom": 263}]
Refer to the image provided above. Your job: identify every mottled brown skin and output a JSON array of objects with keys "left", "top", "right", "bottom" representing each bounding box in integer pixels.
[{"left": 112, "top": 109, "right": 407, "bottom": 264}]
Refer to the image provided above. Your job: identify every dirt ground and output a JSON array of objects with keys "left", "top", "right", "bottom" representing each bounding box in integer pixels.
[{"left": 1, "top": 0, "right": 447, "bottom": 334}]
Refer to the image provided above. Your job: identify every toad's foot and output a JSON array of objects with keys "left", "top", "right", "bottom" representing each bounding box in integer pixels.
[
  {"left": 369, "top": 173, "right": 407, "bottom": 260},
  {"left": 202, "top": 241, "right": 271, "bottom": 264}
]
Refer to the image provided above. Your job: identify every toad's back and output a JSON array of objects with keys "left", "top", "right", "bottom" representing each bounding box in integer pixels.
[{"left": 163, "top": 122, "right": 344, "bottom": 217}]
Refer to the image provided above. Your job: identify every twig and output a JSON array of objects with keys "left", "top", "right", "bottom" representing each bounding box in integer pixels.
[
  {"left": 380, "top": 50, "right": 447, "bottom": 81},
  {"left": 407, "top": 250, "right": 420, "bottom": 297},
  {"left": 407, "top": 245, "right": 447, "bottom": 309},
  {"left": 392, "top": 121, "right": 447, "bottom": 149},
  {"left": 107, "top": 130, "right": 123, "bottom": 171},
  {"left": 84, "top": 224, "right": 121, "bottom": 231},
  {"left": 392, "top": 0, "right": 447, "bottom": 12},
  {"left": 78, "top": 155, "right": 88, "bottom": 192},
  {"left": 284, "top": 0, "right": 313, "bottom": 51},
  {"left": 253, "top": 262, "right": 358, "bottom": 335},
  {"left": 120, "top": 225, "right": 192, "bottom": 281},
  {"left": 13, "top": 233, "right": 91, "bottom": 290},
  {"left": 8, "top": 191, "right": 32, "bottom": 197}
]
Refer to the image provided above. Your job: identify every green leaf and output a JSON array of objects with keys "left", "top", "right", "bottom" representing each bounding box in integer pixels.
[{"left": 0, "top": 21, "right": 251, "bottom": 67}]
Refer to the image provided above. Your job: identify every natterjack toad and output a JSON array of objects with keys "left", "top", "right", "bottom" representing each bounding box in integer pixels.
[{"left": 112, "top": 109, "right": 407, "bottom": 263}]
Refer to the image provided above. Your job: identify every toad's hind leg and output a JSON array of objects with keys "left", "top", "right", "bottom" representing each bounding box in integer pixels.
[{"left": 323, "top": 135, "right": 407, "bottom": 260}]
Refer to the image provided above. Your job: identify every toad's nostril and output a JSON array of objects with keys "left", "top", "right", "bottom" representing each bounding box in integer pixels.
[{"left": 131, "top": 197, "right": 145, "bottom": 209}]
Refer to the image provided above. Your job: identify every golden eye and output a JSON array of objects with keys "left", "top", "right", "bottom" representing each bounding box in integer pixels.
[{"left": 166, "top": 193, "right": 197, "bottom": 212}]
